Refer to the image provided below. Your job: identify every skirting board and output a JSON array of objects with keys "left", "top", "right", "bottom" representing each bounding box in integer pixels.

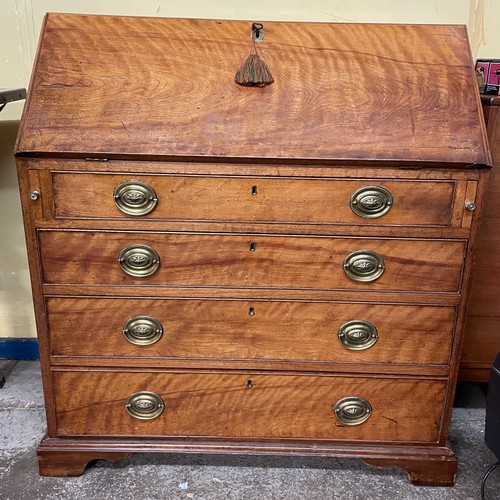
[{"left": 0, "top": 339, "right": 39, "bottom": 360}]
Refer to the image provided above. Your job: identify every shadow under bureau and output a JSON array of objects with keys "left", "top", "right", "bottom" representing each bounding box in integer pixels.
[{"left": 15, "top": 14, "right": 490, "bottom": 486}]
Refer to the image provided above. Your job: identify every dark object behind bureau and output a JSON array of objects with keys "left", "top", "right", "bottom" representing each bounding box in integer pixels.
[{"left": 486, "top": 353, "right": 500, "bottom": 459}]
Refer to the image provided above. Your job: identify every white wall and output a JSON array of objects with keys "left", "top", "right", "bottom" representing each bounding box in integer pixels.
[{"left": 1, "top": 0, "right": 499, "bottom": 338}]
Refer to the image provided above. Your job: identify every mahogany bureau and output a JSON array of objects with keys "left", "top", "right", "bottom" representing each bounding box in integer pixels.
[{"left": 15, "top": 14, "right": 491, "bottom": 485}]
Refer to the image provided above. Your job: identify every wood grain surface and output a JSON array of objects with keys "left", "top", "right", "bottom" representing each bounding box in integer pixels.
[
  {"left": 52, "top": 172, "right": 456, "bottom": 227},
  {"left": 38, "top": 231, "right": 466, "bottom": 292},
  {"left": 53, "top": 370, "right": 446, "bottom": 442},
  {"left": 16, "top": 14, "right": 489, "bottom": 166},
  {"left": 47, "top": 297, "right": 455, "bottom": 366}
]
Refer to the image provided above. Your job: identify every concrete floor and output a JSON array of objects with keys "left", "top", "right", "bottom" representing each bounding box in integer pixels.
[{"left": 0, "top": 360, "right": 498, "bottom": 500}]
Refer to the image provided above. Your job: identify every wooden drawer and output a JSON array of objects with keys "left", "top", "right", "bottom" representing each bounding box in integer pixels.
[
  {"left": 47, "top": 298, "right": 456, "bottom": 366},
  {"left": 39, "top": 231, "right": 466, "bottom": 293},
  {"left": 52, "top": 173, "right": 457, "bottom": 227},
  {"left": 53, "top": 370, "right": 447, "bottom": 443}
]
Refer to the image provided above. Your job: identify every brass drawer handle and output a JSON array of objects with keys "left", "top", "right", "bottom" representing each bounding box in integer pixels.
[
  {"left": 125, "top": 391, "right": 165, "bottom": 420},
  {"left": 343, "top": 250, "right": 385, "bottom": 282},
  {"left": 350, "top": 185, "right": 393, "bottom": 219},
  {"left": 338, "top": 320, "right": 378, "bottom": 350},
  {"left": 113, "top": 180, "right": 158, "bottom": 216},
  {"left": 333, "top": 397, "right": 372, "bottom": 426},
  {"left": 118, "top": 244, "right": 160, "bottom": 277},
  {"left": 123, "top": 315, "right": 163, "bottom": 346}
]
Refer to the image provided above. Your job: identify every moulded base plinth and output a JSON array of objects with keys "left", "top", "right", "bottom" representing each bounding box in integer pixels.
[{"left": 36, "top": 435, "right": 457, "bottom": 486}]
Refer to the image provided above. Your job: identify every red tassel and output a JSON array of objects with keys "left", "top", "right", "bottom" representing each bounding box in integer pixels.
[
  {"left": 235, "top": 52, "right": 274, "bottom": 87},
  {"left": 235, "top": 23, "right": 274, "bottom": 87}
]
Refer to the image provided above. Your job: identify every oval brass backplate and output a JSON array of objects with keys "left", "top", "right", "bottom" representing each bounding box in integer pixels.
[
  {"left": 350, "top": 185, "right": 393, "bottom": 219},
  {"left": 118, "top": 244, "right": 160, "bottom": 277},
  {"left": 338, "top": 320, "right": 378, "bottom": 350},
  {"left": 113, "top": 180, "right": 158, "bottom": 216},
  {"left": 343, "top": 250, "right": 385, "bottom": 282},
  {"left": 123, "top": 315, "right": 163, "bottom": 346},
  {"left": 333, "top": 396, "right": 372, "bottom": 426},
  {"left": 125, "top": 391, "right": 165, "bottom": 420}
]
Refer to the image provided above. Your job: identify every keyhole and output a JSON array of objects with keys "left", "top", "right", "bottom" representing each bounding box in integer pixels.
[
  {"left": 251, "top": 185, "right": 258, "bottom": 196},
  {"left": 249, "top": 242, "right": 256, "bottom": 252},
  {"left": 252, "top": 23, "right": 264, "bottom": 43},
  {"left": 247, "top": 379, "right": 253, "bottom": 388},
  {"left": 249, "top": 307, "right": 255, "bottom": 316}
]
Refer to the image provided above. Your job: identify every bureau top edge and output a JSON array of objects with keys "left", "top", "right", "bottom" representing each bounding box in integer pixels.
[{"left": 12, "top": 152, "right": 492, "bottom": 171}]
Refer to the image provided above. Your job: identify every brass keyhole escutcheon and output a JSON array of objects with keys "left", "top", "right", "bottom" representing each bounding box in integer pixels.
[
  {"left": 251, "top": 185, "right": 258, "bottom": 196},
  {"left": 247, "top": 379, "right": 253, "bottom": 388},
  {"left": 249, "top": 242, "right": 256, "bottom": 252},
  {"left": 248, "top": 307, "right": 255, "bottom": 316}
]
